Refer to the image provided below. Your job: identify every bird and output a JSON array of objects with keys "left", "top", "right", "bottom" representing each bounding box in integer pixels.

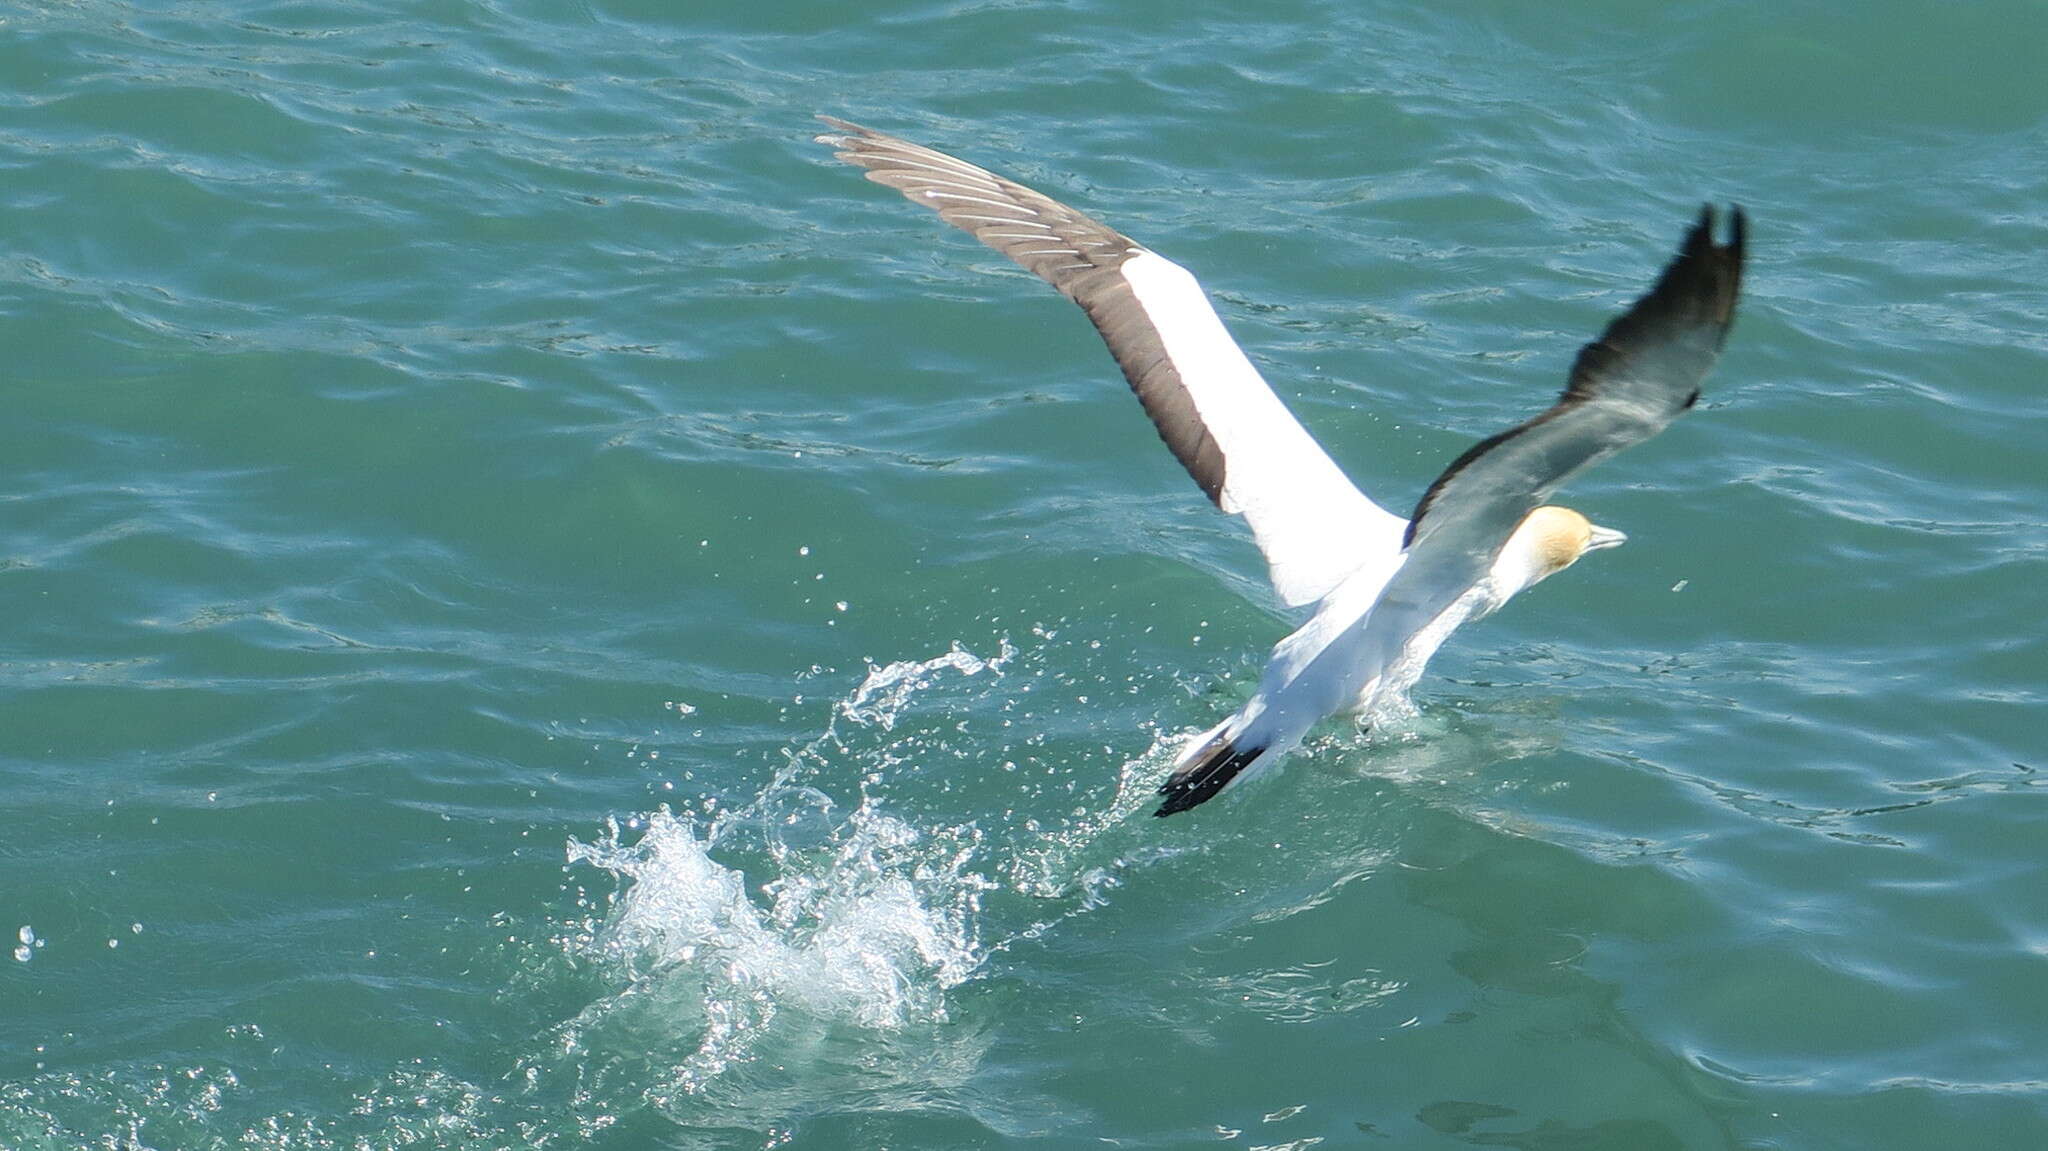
[{"left": 815, "top": 117, "right": 1745, "bottom": 817}]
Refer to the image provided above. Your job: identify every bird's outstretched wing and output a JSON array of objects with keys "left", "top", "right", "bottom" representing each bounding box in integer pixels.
[
  {"left": 816, "top": 117, "right": 1406, "bottom": 607},
  {"left": 1281, "top": 207, "right": 1745, "bottom": 806},
  {"left": 1400, "top": 206, "right": 1746, "bottom": 570}
]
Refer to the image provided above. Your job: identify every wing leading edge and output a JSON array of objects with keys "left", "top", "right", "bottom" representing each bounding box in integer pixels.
[{"left": 816, "top": 117, "right": 1404, "bottom": 606}]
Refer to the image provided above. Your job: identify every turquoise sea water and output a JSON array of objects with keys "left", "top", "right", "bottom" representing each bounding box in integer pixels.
[{"left": 3, "top": 1, "right": 2045, "bottom": 1147}]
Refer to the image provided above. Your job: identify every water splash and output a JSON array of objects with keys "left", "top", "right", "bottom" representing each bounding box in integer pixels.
[
  {"left": 839, "top": 639, "right": 1015, "bottom": 730},
  {"left": 547, "top": 631, "right": 1231, "bottom": 1131},
  {"left": 567, "top": 804, "right": 985, "bottom": 1030},
  {"left": 560, "top": 641, "right": 1017, "bottom": 1095}
]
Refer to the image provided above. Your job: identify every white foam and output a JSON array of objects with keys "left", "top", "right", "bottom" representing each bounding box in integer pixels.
[
  {"left": 564, "top": 641, "right": 1026, "bottom": 1091},
  {"left": 567, "top": 804, "right": 989, "bottom": 1088},
  {"left": 555, "top": 636, "right": 1216, "bottom": 1103}
]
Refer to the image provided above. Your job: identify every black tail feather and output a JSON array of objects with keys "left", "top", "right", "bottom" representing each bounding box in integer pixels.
[{"left": 1154, "top": 736, "right": 1266, "bottom": 817}]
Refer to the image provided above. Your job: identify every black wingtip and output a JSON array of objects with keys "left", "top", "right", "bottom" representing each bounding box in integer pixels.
[
  {"left": 1402, "top": 203, "right": 1750, "bottom": 544},
  {"left": 1693, "top": 202, "right": 1747, "bottom": 276},
  {"left": 1683, "top": 202, "right": 1744, "bottom": 260},
  {"left": 1726, "top": 205, "right": 1748, "bottom": 293},
  {"left": 1694, "top": 201, "right": 1746, "bottom": 249},
  {"left": 1639, "top": 202, "right": 1748, "bottom": 335}
]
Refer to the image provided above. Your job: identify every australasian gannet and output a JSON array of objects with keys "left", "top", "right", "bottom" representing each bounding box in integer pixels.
[{"left": 816, "top": 117, "right": 1746, "bottom": 816}]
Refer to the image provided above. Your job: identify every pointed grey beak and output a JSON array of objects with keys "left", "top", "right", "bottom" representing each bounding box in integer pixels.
[{"left": 1587, "top": 524, "right": 1628, "bottom": 551}]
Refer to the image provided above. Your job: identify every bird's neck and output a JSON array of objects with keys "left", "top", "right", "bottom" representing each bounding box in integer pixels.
[{"left": 1484, "top": 535, "right": 1553, "bottom": 607}]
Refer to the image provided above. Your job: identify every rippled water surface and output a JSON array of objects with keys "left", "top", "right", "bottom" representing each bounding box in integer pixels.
[{"left": 4, "top": 1, "right": 2045, "bottom": 1147}]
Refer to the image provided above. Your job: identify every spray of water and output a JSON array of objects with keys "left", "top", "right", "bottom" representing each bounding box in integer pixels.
[{"left": 558, "top": 640, "right": 1046, "bottom": 1096}]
